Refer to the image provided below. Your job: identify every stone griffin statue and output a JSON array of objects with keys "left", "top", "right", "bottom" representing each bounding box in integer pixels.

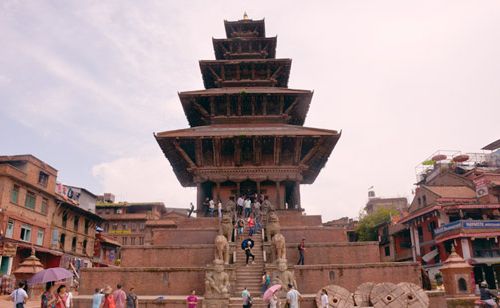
[
  {"left": 204, "top": 259, "right": 230, "bottom": 298},
  {"left": 273, "top": 258, "right": 297, "bottom": 291},
  {"left": 272, "top": 233, "right": 287, "bottom": 261},
  {"left": 220, "top": 212, "right": 233, "bottom": 242},
  {"left": 214, "top": 233, "right": 230, "bottom": 265},
  {"left": 266, "top": 211, "right": 281, "bottom": 241},
  {"left": 224, "top": 197, "right": 236, "bottom": 214}
]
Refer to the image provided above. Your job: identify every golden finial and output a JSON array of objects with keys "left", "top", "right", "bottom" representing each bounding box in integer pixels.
[{"left": 243, "top": 12, "right": 249, "bottom": 20}]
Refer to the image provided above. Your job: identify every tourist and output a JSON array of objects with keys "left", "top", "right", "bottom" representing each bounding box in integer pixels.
[
  {"left": 209, "top": 199, "right": 215, "bottom": 217},
  {"left": 244, "top": 198, "right": 252, "bottom": 218},
  {"left": 186, "top": 289, "right": 198, "bottom": 308},
  {"left": 55, "top": 285, "right": 68, "bottom": 308},
  {"left": 113, "top": 284, "right": 127, "bottom": 308},
  {"left": 237, "top": 195, "right": 244, "bottom": 217},
  {"left": 241, "top": 287, "right": 252, "bottom": 308},
  {"left": 188, "top": 202, "right": 195, "bottom": 218},
  {"left": 236, "top": 217, "right": 245, "bottom": 239},
  {"left": 100, "top": 286, "right": 116, "bottom": 308},
  {"left": 479, "top": 281, "right": 498, "bottom": 307},
  {"left": 65, "top": 285, "right": 75, "bottom": 308},
  {"left": 247, "top": 214, "right": 255, "bottom": 237},
  {"left": 269, "top": 290, "right": 280, "bottom": 308},
  {"left": 125, "top": 287, "right": 138, "bottom": 308},
  {"left": 41, "top": 283, "right": 57, "bottom": 308},
  {"left": 286, "top": 284, "right": 302, "bottom": 308},
  {"left": 203, "top": 197, "right": 210, "bottom": 217},
  {"left": 320, "top": 289, "right": 328, "bottom": 308},
  {"left": 92, "top": 288, "right": 104, "bottom": 308},
  {"left": 261, "top": 271, "right": 271, "bottom": 294},
  {"left": 297, "top": 238, "right": 305, "bottom": 265},
  {"left": 244, "top": 239, "right": 255, "bottom": 266},
  {"left": 217, "top": 200, "right": 223, "bottom": 221},
  {"left": 10, "top": 281, "right": 28, "bottom": 308}
]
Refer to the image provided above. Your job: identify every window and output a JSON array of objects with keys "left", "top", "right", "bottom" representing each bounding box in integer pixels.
[
  {"left": 6, "top": 220, "right": 14, "bottom": 238},
  {"left": 139, "top": 237, "right": 144, "bottom": 245},
  {"left": 422, "top": 195, "right": 427, "bottom": 206},
  {"left": 384, "top": 246, "right": 391, "bottom": 256},
  {"left": 20, "top": 225, "right": 31, "bottom": 242},
  {"left": 71, "top": 237, "right": 77, "bottom": 252},
  {"left": 429, "top": 221, "right": 437, "bottom": 238},
  {"left": 37, "top": 229, "right": 44, "bottom": 246},
  {"left": 84, "top": 219, "right": 89, "bottom": 234},
  {"left": 458, "top": 278, "right": 468, "bottom": 292},
  {"left": 25, "top": 191, "right": 36, "bottom": 210},
  {"left": 130, "top": 237, "right": 135, "bottom": 245},
  {"left": 38, "top": 171, "right": 49, "bottom": 186},
  {"left": 10, "top": 185, "right": 20, "bottom": 204},
  {"left": 121, "top": 223, "right": 127, "bottom": 230},
  {"left": 73, "top": 216, "right": 79, "bottom": 231},
  {"left": 139, "top": 223, "right": 145, "bottom": 230},
  {"left": 112, "top": 223, "right": 118, "bottom": 231},
  {"left": 417, "top": 197, "right": 422, "bottom": 206},
  {"left": 82, "top": 240, "right": 88, "bottom": 255},
  {"left": 60, "top": 233, "right": 66, "bottom": 250},
  {"left": 131, "top": 223, "right": 136, "bottom": 231},
  {"left": 417, "top": 226, "right": 424, "bottom": 242},
  {"left": 41, "top": 198, "right": 48, "bottom": 215},
  {"left": 62, "top": 213, "right": 68, "bottom": 228},
  {"left": 122, "top": 237, "right": 128, "bottom": 245}
]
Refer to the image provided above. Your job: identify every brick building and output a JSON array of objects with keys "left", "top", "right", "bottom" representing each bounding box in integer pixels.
[
  {"left": 365, "top": 195, "right": 408, "bottom": 215},
  {"left": 399, "top": 143, "right": 500, "bottom": 288},
  {"left": 0, "top": 155, "right": 102, "bottom": 278}
]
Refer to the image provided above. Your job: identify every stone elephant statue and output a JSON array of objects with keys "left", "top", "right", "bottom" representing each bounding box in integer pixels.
[
  {"left": 272, "top": 233, "right": 286, "bottom": 261},
  {"left": 214, "top": 234, "right": 230, "bottom": 264},
  {"left": 220, "top": 213, "right": 233, "bottom": 242}
]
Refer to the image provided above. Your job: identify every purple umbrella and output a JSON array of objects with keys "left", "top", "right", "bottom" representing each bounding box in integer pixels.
[{"left": 28, "top": 267, "right": 73, "bottom": 284}]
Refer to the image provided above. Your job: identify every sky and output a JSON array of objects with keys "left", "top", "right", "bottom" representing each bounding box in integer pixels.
[{"left": 1, "top": 1, "right": 499, "bottom": 221}]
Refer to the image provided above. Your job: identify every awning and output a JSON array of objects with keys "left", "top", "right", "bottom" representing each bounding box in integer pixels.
[
  {"left": 17, "top": 243, "right": 63, "bottom": 257},
  {"left": 422, "top": 249, "right": 439, "bottom": 263}
]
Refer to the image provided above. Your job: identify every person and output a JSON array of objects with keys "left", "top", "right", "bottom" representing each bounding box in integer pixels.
[
  {"left": 92, "top": 288, "right": 104, "bottom": 308},
  {"left": 186, "top": 289, "right": 198, "bottom": 308},
  {"left": 100, "top": 286, "right": 116, "bottom": 308},
  {"left": 297, "top": 238, "right": 305, "bottom": 265},
  {"left": 188, "top": 202, "right": 195, "bottom": 218},
  {"left": 286, "top": 284, "right": 302, "bottom": 308},
  {"left": 320, "top": 288, "right": 328, "bottom": 308},
  {"left": 241, "top": 287, "right": 252, "bottom": 308},
  {"left": 261, "top": 271, "right": 271, "bottom": 294},
  {"left": 113, "top": 284, "right": 127, "bottom": 308},
  {"left": 55, "top": 285, "right": 68, "bottom": 308},
  {"left": 269, "top": 291, "right": 280, "bottom": 308},
  {"left": 203, "top": 197, "right": 210, "bottom": 217},
  {"left": 244, "top": 198, "right": 252, "bottom": 218},
  {"left": 10, "top": 281, "right": 28, "bottom": 308},
  {"left": 479, "top": 281, "right": 498, "bottom": 307},
  {"left": 247, "top": 215, "right": 255, "bottom": 237},
  {"left": 217, "top": 200, "right": 223, "bottom": 221},
  {"left": 237, "top": 195, "right": 244, "bottom": 217},
  {"left": 65, "top": 285, "right": 75, "bottom": 308},
  {"left": 244, "top": 239, "right": 255, "bottom": 266},
  {"left": 125, "top": 287, "right": 138, "bottom": 308},
  {"left": 41, "top": 283, "right": 57, "bottom": 308},
  {"left": 209, "top": 199, "right": 215, "bottom": 217},
  {"left": 236, "top": 218, "right": 245, "bottom": 239}
]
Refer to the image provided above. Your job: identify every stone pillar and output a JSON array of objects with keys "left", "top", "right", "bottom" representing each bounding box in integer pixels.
[
  {"left": 197, "top": 182, "right": 204, "bottom": 214},
  {"left": 294, "top": 181, "right": 301, "bottom": 210}
]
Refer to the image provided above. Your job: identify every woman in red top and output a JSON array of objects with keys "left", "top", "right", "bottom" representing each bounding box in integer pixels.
[
  {"left": 55, "top": 285, "right": 68, "bottom": 308},
  {"left": 247, "top": 214, "right": 255, "bottom": 237},
  {"left": 100, "top": 286, "right": 116, "bottom": 308}
]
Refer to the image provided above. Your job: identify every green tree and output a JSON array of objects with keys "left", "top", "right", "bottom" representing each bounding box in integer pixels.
[{"left": 356, "top": 208, "right": 399, "bottom": 241}]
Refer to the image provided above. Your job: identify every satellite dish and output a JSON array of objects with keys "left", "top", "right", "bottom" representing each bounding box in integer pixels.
[{"left": 452, "top": 154, "right": 469, "bottom": 163}]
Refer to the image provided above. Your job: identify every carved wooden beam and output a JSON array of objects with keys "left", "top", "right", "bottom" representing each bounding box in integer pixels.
[
  {"left": 284, "top": 97, "right": 299, "bottom": 114},
  {"left": 274, "top": 137, "right": 282, "bottom": 165},
  {"left": 300, "top": 137, "right": 324, "bottom": 165},
  {"left": 193, "top": 102, "right": 210, "bottom": 118},
  {"left": 195, "top": 138, "right": 203, "bottom": 166},
  {"left": 294, "top": 137, "right": 303, "bottom": 165},
  {"left": 173, "top": 140, "right": 196, "bottom": 168},
  {"left": 271, "top": 65, "right": 283, "bottom": 79},
  {"left": 207, "top": 66, "right": 221, "bottom": 80},
  {"left": 209, "top": 97, "right": 215, "bottom": 115}
]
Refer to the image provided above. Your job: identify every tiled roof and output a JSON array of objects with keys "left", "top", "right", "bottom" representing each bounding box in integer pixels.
[{"left": 425, "top": 186, "right": 476, "bottom": 199}]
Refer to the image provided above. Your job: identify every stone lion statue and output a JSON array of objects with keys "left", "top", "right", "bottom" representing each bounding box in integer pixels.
[
  {"left": 205, "top": 259, "right": 230, "bottom": 298},
  {"left": 266, "top": 211, "right": 281, "bottom": 241},
  {"left": 214, "top": 234, "right": 229, "bottom": 265},
  {"left": 220, "top": 213, "right": 233, "bottom": 242},
  {"left": 272, "top": 233, "right": 286, "bottom": 261},
  {"left": 272, "top": 258, "right": 297, "bottom": 292}
]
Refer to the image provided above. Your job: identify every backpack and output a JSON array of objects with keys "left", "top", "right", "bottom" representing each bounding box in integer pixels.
[{"left": 297, "top": 244, "right": 301, "bottom": 251}]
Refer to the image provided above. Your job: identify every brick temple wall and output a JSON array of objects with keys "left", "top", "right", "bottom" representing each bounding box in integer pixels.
[
  {"left": 120, "top": 244, "right": 216, "bottom": 267},
  {"left": 151, "top": 228, "right": 218, "bottom": 245},
  {"left": 281, "top": 226, "right": 348, "bottom": 242}
]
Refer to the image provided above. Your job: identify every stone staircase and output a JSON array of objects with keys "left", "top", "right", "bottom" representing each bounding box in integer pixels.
[{"left": 232, "top": 230, "right": 265, "bottom": 305}]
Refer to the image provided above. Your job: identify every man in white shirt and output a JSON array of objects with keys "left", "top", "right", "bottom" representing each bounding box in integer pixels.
[
  {"left": 10, "top": 282, "right": 28, "bottom": 308},
  {"left": 244, "top": 198, "right": 252, "bottom": 217},
  {"left": 209, "top": 199, "right": 215, "bottom": 217},
  {"left": 237, "top": 196, "right": 244, "bottom": 217},
  {"left": 286, "top": 284, "right": 302, "bottom": 308}
]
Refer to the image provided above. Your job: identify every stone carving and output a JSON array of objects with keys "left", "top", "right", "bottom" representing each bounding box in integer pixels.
[
  {"left": 315, "top": 285, "right": 354, "bottom": 308},
  {"left": 204, "top": 259, "right": 230, "bottom": 298},
  {"left": 224, "top": 199, "right": 236, "bottom": 214},
  {"left": 266, "top": 211, "right": 281, "bottom": 241},
  {"left": 272, "top": 258, "right": 297, "bottom": 291},
  {"left": 220, "top": 213, "right": 233, "bottom": 242},
  {"left": 313, "top": 282, "right": 428, "bottom": 307},
  {"left": 353, "top": 282, "right": 375, "bottom": 306},
  {"left": 272, "top": 233, "right": 286, "bottom": 260},
  {"left": 214, "top": 234, "right": 229, "bottom": 265}
]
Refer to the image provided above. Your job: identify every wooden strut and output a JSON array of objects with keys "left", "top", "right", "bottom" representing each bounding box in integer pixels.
[
  {"left": 300, "top": 137, "right": 324, "bottom": 165},
  {"left": 293, "top": 137, "right": 303, "bottom": 165},
  {"left": 173, "top": 140, "right": 196, "bottom": 168},
  {"left": 284, "top": 97, "right": 300, "bottom": 114},
  {"left": 192, "top": 102, "right": 210, "bottom": 118},
  {"left": 207, "top": 66, "right": 221, "bottom": 81},
  {"left": 195, "top": 138, "right": 203, "bottom": 166}
]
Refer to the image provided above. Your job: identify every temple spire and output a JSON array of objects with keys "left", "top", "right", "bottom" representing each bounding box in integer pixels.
[{"left": 243, "top": 12, "right": 249, "bottom": 20}]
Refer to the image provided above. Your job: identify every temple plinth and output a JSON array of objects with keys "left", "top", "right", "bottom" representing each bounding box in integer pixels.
[{"left": 155, "top": 17, "right": 341, "bottom": 213}]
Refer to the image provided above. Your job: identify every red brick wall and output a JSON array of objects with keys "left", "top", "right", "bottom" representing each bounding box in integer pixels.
[
  {"left": 281, "top": 226, "right": 347, "bottom": 242},
  {"left": 151, "top": 228, "right": 218, "bottom": 245},
  {"left": 121, "top": 245, "right": 215, "bottom": 267}
]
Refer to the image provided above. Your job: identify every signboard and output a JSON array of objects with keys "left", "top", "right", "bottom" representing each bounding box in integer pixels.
[
  {"left": 109, "top": 230, "right": 132, "bottom": 235},
  {"left": 434, "top": 220, "right": 500, "bottom": 235},
  {"left": 474, "top": 178, "right": 489, "bottom": 198}
]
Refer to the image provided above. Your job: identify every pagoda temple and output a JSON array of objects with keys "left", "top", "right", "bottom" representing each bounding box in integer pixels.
[{"left": 155, "top": 17, "right": 341, "bottom": 213}]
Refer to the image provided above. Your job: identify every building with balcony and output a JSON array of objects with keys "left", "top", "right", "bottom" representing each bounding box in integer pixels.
[{"left": 400, "top": 140, "right": 500, "bottom": 288}]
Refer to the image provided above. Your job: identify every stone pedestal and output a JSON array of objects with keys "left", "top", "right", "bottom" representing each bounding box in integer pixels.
[{"left": 202, "top": 297, "right": 230, "bottom": 308}]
